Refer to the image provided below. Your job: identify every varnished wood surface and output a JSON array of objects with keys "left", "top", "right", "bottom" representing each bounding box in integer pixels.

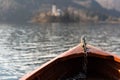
[{"left": 20, "top": 44, "right": 120, "bottom": 80}]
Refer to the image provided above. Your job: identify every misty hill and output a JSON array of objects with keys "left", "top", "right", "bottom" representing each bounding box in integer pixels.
[
  {"left": 96, "top": 0, "right": 120, "bottom": 12},
  {"left": 0, "top": 0, "right": 120, "bottom": 23}
]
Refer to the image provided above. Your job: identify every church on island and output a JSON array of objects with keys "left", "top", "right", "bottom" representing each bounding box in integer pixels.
[
  {"left": 51, "top": 4, "right": 63, "bottom": 17},
  {"left": 32, "top": 4, "right": 79, "bottom": 23}
]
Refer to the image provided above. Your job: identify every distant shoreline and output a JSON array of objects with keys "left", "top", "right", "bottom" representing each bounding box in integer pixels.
[{"left": 31, "top": 5, "right": 120, "bottom": 24}]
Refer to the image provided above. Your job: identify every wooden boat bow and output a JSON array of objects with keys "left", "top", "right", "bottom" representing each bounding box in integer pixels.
[{"left": 20, "top": 43, "right": 120, "bottom": 80}]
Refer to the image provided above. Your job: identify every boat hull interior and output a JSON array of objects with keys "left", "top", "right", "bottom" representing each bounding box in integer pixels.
[{"left": 27, "top": 55, "right": 120, "bottom": 80}]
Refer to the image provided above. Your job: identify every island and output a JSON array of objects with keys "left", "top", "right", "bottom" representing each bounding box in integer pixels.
[{"left": 32, "top": 4, "right": 120, "bottom": 23}]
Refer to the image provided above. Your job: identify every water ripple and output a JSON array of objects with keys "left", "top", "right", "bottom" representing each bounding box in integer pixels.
[{"left": 0, "top": 23, "right": 120, "bottom": 80}]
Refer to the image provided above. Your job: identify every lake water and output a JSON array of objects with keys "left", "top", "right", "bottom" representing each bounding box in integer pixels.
[{"left": 0, "top": 23, "right": 120, "bottom": 80}]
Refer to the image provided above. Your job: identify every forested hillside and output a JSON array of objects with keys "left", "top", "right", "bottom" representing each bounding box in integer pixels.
[{"left": 0, "top": 0, "right": 120, "bottom": 23}]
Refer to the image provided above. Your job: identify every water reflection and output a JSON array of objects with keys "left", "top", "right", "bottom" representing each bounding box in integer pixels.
[{"left": 0, "top": 23, "right": 120, "bottom": 80}]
